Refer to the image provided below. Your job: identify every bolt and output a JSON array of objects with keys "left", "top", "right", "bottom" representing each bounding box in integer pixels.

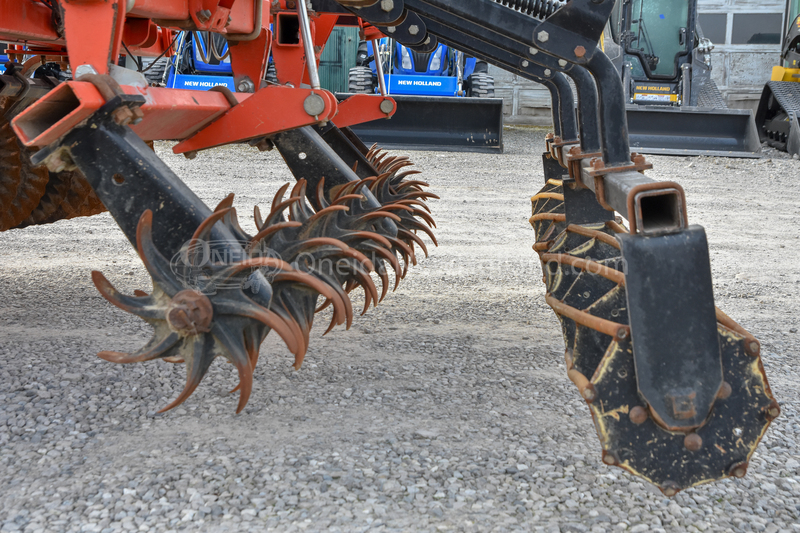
[
  {"left": 558, "top": 59, "right": 568, "bottom": 67},
  {"left": 747, "top": 340, "right": 761, "bottom": 357},
  {"left": 196, "top": 9, "right": 212, "bottom": 23},
  {"left": 684, "top": 433, "right": 703, "bottom": 452},
  {"left": 662, "top": 482, "right": 680, "bottom": 497},
  {"left": 386, "top": 26, "right": 396, "bottom": 33},
  {"left": 423, "top": 37, "right": 431, "bottom": 45},
  {"left": 602, "top": 452, "right": 617, "bottom": 466},
  {"left": 255, "top": 138, "right": 274, "bottom": 152},
  {"left": 521, "top": 60, "right": 530, "bottom": 68},
  {"left": 237, "top": 78, "right": 255, "bottom": 93},
  {"left": 574, "top": 45, "right": 587, "bottom": 58},
  {"left": 717, "top": 381, "right": 732, "bottom": 400},
  {"left": 45, "top": 151, "right": 73, "bottom": 173},
  {"left": 112, "top": 106, "right": 135, "bottom": 126},
  {"left": 629, "top": 406, "right": 648, "bottom": 425},
  {"left": 616, "top": 327, "right": 628, "bottom": 340},
  {"left": 766, "top": 402, "right": 781, "bottom": 420},
  {"left": 537, "top": 30, "right": 549, "bottom": 43},
  {"left": 184, "top": 151, "right": 197, "bottom": 160},
  {"left": 581, "top": 385, "right": 596, "bottom": 402},
  {"left": 380, "top": 0, "right": 394, "bottom": 12},
  {"left": 408, "top": 25, "right": 419, "bottom": 36},
  {"left": 728, "top": 462, "right": 748, "bottom": 479},
  {"left": 529, "top": 47, "right": 539, "bottom": 55},
  {"left": 544, "top": 69, "right": 551, "bottom": 76},
  {"left": 379, "top": 98, "right": 395, "bottom": 114},
  {"left": 303, "top": 93, "right": 326, "bottom": 118}
]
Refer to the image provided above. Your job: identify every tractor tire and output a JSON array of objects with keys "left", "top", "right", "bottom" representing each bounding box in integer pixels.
[
  {"left": 348, "top": 66, "right": 375, "bottom": 94},
  {"left": 266, "top": 62, "right": 278, "bottom": 85},
  {"left": 467, "top": 72, "right": 494, "bottom": 98},
  {"left": 143, "top": 57, "right": 168, "bottom": 87},
  {"left": 697, "top": 79, "right": 727, "bottom": 109}
]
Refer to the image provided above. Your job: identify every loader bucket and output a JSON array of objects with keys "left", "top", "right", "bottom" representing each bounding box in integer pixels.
[
  {"left": 340, "top": 94, "right": 504, "bottom": 153},
  {"left": 626, "top": 106, "right": 762, "bottom": 158}
]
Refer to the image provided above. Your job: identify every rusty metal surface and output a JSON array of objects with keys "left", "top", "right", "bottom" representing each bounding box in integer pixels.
[
  {"left": 531, "top": 182, "right": 778, "bottom": 495},
  {"left": 0, "top": 106, "right": 49, "bottom": 231}
]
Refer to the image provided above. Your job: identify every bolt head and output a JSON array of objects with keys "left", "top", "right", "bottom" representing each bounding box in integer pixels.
[
  {"left": 684, "top": 433, "right": 703, "bottom": 452},
  {"left": 662, "top": 483, "right": 679, "bottom": 497},
  {"left": 629, "top": 406, "right": 648, "bottom": 425},
  {"left": 379, "top": 98, "right": 395, "bottom": 114},
  {"left": 558, "top": 59, "right": 568, "bottom": 68},
  {"left": 574, "top": 45, "right": 587, "bottom": 58},
  {"left": 767, "top": 403, "right": 781, "bottom": 419},
  {"left": 303, "top": 93, "right": 326, "bottom": 118},
  {"left": 408, "top": 25, "right": 419, "bottom": 36},
  {"left": 730, "top": 465, "right": 748, "bottom": 478},
  {"left": 529, "top": 47, "right": 539, "bottom": 55},
  {"left": 748, "top": 340, "right": 761, "bottom": 356},
  {"left": 386, "top": 26, "right": 396, "bottom": 33},
  {"left": 717, "top": 381, "right": 732, "bottom": 400},
  {"left": 537, "top": 31, "right": 549, "bottom": 43},
  {"left": 544, "top": 69, "right": 552, "bottom": 76},
  {"left": 521, "top": 60, "right": 530, "bottom": 68},
  {"left": 380, "top": 0, "right": 394, "bottom": 12},
  {"left": 602, "top": 453, "right": 616, "bottom": 466},
  {"left": 581, "top": 384, "right": 597, "bottom": 401}
]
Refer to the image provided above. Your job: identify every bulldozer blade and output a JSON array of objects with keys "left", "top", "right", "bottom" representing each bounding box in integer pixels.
[
  {"left": 340, "top": 94, "right": 504, "bottom": 154},
  {"left": 626, "top": 106, "right": 762, "bottom": 158}
]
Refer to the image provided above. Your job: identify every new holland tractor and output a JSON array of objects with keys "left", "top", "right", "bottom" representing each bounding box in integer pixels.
[{"left": 0, "top": 0, "right": 779, "bottom": 497}]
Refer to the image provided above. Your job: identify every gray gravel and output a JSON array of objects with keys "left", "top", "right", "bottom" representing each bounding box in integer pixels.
[{"left": 1, "top": 127, "right": 799, "bottom": 532}]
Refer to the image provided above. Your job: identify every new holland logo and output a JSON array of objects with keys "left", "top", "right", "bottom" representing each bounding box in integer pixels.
[{"left": 397, "top": 80, "right": 444, "bottom": 87}]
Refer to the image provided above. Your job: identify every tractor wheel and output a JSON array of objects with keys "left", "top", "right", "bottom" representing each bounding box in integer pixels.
[
  {"left": 467, "top": 72, "right": 494, "bottom": 98},
  {"left": 265, "top": 62, "right": 278, "bottom": 85},
  {"left": 348, "top": 66, "right": 376, "bottom": 94},
  {"left": 143, "top": 57, "right": 169, "bottom": 87}
]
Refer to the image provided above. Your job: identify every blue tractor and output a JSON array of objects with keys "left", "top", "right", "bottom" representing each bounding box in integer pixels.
[
  {"left": 145, "top": 32, "right": 277, "bottom": 91},
  {"left": 344, "top": 38, "right": 502, "bottom": 153},
  {"left": 348, "top": 39, "right": 494, "bottom": 98}
]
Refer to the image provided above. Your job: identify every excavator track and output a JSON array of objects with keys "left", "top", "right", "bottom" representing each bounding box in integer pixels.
[
  {"left": 531, "top": 182, "right": 778, "bottom": 495},
  {"left": 756, "top": 81, "right": 800, "bottom": 156}
]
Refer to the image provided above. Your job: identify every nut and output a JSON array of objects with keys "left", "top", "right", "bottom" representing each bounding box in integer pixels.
[
  {"left": 408, "top": 25, "right": 419, "bottom": 36},
  {"left": 112, "top": 106, "right": 135, "bottom": 126},
  {"left": 166, "top": 290, "right": 213, "bottom": 336},
  {"left": 537, "top": 30, "right": 549, "bottom": 43},
  {"left": 574, "top": 45, "right": 587, "bottom": 58}
]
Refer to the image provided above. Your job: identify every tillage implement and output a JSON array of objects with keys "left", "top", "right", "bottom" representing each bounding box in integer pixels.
[{"left": 0, "top": 0, "right": 778, "bottom": 496}]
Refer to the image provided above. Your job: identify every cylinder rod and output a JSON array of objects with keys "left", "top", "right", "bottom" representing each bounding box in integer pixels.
[{"left": 297, "top": 0, "right": 321, "bottom": 90}]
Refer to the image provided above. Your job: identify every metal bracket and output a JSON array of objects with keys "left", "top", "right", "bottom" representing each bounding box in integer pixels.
[{"left": 617, "top": 226, "right": 723, "bottom": 431}]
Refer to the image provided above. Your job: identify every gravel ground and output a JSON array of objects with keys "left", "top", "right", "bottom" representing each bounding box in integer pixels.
[{"left": 1, "top": 127, "right": 799, "bottom": 533}]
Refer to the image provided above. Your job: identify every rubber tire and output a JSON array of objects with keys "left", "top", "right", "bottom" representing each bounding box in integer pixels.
[
  {"left": 697, "top": 79, "right": 727, "bottom": 109},
  {"left": 266, "top": 62, "right": 278, "bottom": 85},
  {"left": 348, "top": 66, "right": 376, "bottom": 94},
  {"left": 467, "top": 72, "right": 494, "bottom": 98},
  {"left": 143, "top": 57, "right": 168, "bottom": 87}
]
